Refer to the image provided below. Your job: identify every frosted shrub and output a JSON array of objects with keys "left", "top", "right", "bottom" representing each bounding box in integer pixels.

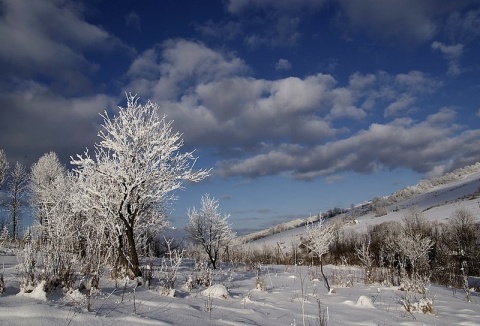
[
  {"left": 193, "top": 260, "right": 212, "bottom": 287},
  {"left": 401, "top": 282, "right": 435, "bottom": 315},
  {"left": 157, "top": 239, "right": 184, "bottom": 295},
  {"left": 17, "top": 244, "right": 38, "bottom": 293}
]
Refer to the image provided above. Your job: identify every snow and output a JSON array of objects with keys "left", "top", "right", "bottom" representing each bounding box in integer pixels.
[
  {"left": 201, "top": 284, "right": 229, "bottom": 299},
  {"left": 1, "top": 167, "right": 480, "bottom": 325},
  {"left": 1, "top": 255, "right": 479, "bottom": 326},
  {"left": 16, "top": 280, "right": 48, "bottom": 301}
]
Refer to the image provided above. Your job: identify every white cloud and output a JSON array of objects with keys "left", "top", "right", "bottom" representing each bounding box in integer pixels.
[
  {"left": 431, "top": 41, "right": 464, "bottom": 60},
  {"left": 126, "top": 40, "right": 249, "bottom": 100},
  {"left": 121, "top": 40, "right": 478, "bottom": 181},
  {"left": 275, "top": 59, "right": 292, "bottom": 71},
  {"left": 217, "top": 108, "right": 480, "bottom": 180},
  {"left": 431, "top": 41, "right": 465, "bottom": 76},
  {"left": 384, "top": 95, "right": 417, "bottom": 117},
  {"left": 426, "top": 107, "right": 457, "bottom": 125}
]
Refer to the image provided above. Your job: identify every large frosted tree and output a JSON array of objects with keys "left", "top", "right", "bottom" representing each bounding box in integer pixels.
[
  {"left": 185, "top": 194, "right": 235, "bottom": 269},
  {"left": 72, "top": 94, "right": 210, "bottom": 277}
]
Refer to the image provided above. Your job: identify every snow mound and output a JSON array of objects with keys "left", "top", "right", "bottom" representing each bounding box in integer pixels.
[
  {"left": 355, "top": 295, "right": 375, "bottom": 308},
  {"left": 17, "top": 280, "right": 47, "bottom": 301},
  {"left": 201, "top": 284, "right": 229, "bottom": 299},
  {"left": 66, "top": 289, "right": 86, "bottom": 301},
  {"left": 343, "top": 295, "right": 375, "bottom": 308}
]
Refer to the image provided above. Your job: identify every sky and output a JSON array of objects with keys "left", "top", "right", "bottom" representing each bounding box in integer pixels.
[{"left": 0, "top": 0, "right": 480, "bottom": 234}]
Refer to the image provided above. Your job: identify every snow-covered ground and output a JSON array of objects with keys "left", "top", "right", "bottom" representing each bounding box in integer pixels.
[{"left": 1, "top": 254, "right": 479, "bottom": 326}]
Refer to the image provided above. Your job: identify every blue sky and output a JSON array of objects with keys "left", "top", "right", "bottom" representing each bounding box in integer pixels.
[{"left": 0, "top": 0, "right": 479, "bottom": 234}]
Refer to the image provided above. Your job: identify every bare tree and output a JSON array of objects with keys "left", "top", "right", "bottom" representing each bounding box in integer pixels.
[
  {"left": 72, "top": 94, "right": 210, "bottom": 278},
  {"left": 304, "top": 218, "right": 336, "bottom": 292},
  {"left": 0, "top": 149, "right": 8, "bottom": 189},
  {"left": 186, "top": 194, "right": 235, "bottom": 269},
  {"left": 6, "top": 162, "right": 28, "bottom": 240}
]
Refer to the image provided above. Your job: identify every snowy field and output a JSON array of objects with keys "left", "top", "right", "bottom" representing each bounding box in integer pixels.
[{"left": 1, "top": 254, "right": 479, "bottom": 326}]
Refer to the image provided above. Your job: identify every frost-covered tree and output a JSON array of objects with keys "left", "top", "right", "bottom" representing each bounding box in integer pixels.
[
  {"left": 355, "top": 235, "right": 374, "bottom": 284},
  {"left": 446, "top": 208, "right": 479, "bottom": 279},
  {"left": 304, "top": 218, "right": 336, "bottom": 292},
  {"left": 72, "top": 94, "right": 210, "bottom": 277},
  {"left": 6, "top": 162, "right": 28, "bottom": 240},
  {"left": 30, "top": 152, "right": 67, "bottom": 227},
  {"left": 0, "top": 225, "right": 9, "bottom": 243},
  {"left": 0, "top": 149, "right": 8, "bottom": 189},
  {"left": 185, "top": 194, "right": 235, "bottom": 269}
]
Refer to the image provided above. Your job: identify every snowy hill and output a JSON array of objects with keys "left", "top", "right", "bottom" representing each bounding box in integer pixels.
[{"left": 245, "top": 163, "right": 480, "bottom": 249}]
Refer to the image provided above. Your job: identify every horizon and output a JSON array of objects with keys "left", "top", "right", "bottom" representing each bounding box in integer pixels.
[{"left": 1, "top": 0, "right": 480, "bottom": 234}]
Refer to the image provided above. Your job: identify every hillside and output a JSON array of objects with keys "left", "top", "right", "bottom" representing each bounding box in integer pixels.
[{"left": 245, "top": 163, "right": 480, "bottom": 249}]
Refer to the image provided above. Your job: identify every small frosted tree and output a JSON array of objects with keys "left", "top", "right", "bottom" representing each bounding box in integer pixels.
[
  {"left": 0, "top": 149, "right": 8, "bottom": 189},
  {"left": 304, "top": 218, "right": 336, "bottom": 292},
  {"left": 72, "top": 94, "right": 210, "bottom": 278},
  {"left": 355, "top": 235, "right": 374, "bottom": 284},
  {"left": 186, "top": 194, "right": 235, "bottom": 269},
  {"left": 6, "top": 162, "right": 28, "bottom": 240}
]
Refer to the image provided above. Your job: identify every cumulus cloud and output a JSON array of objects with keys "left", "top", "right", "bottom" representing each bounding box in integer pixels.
[
  {"left": 126, "top": 40, "right": 249, "bottom": 100},
  {"left": 216, "top": 108, "right": 478, "bottom": 180},
  {"left": 0, "top": 0, "right": 125, "bottom": 93},
  {"left": 120, "top": 40, "right": 474, "bottom": 182},
  {"left": 126, "top": 41, "right": 413, "bottom": 150},
  {"left": 431, "top": 41, "right": 465, "bottom": 76},
  {"left": 384, "top": 95, "right": 417, "bottom": 117}
]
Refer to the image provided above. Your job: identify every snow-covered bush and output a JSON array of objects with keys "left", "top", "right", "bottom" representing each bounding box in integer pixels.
[{"left": 192, "top": 260, "right": 212, "bottom": 287}]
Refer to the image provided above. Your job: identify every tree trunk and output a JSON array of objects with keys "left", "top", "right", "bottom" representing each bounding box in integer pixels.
[
  {"left": 207, "top": 250, "right": 217, "bottom": 269},
  {"left": 125, "top": 225, "right": 142, "bottom": 277},
  {"left": 319, "top": 257, "right": 331, "bottom": 292}
]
